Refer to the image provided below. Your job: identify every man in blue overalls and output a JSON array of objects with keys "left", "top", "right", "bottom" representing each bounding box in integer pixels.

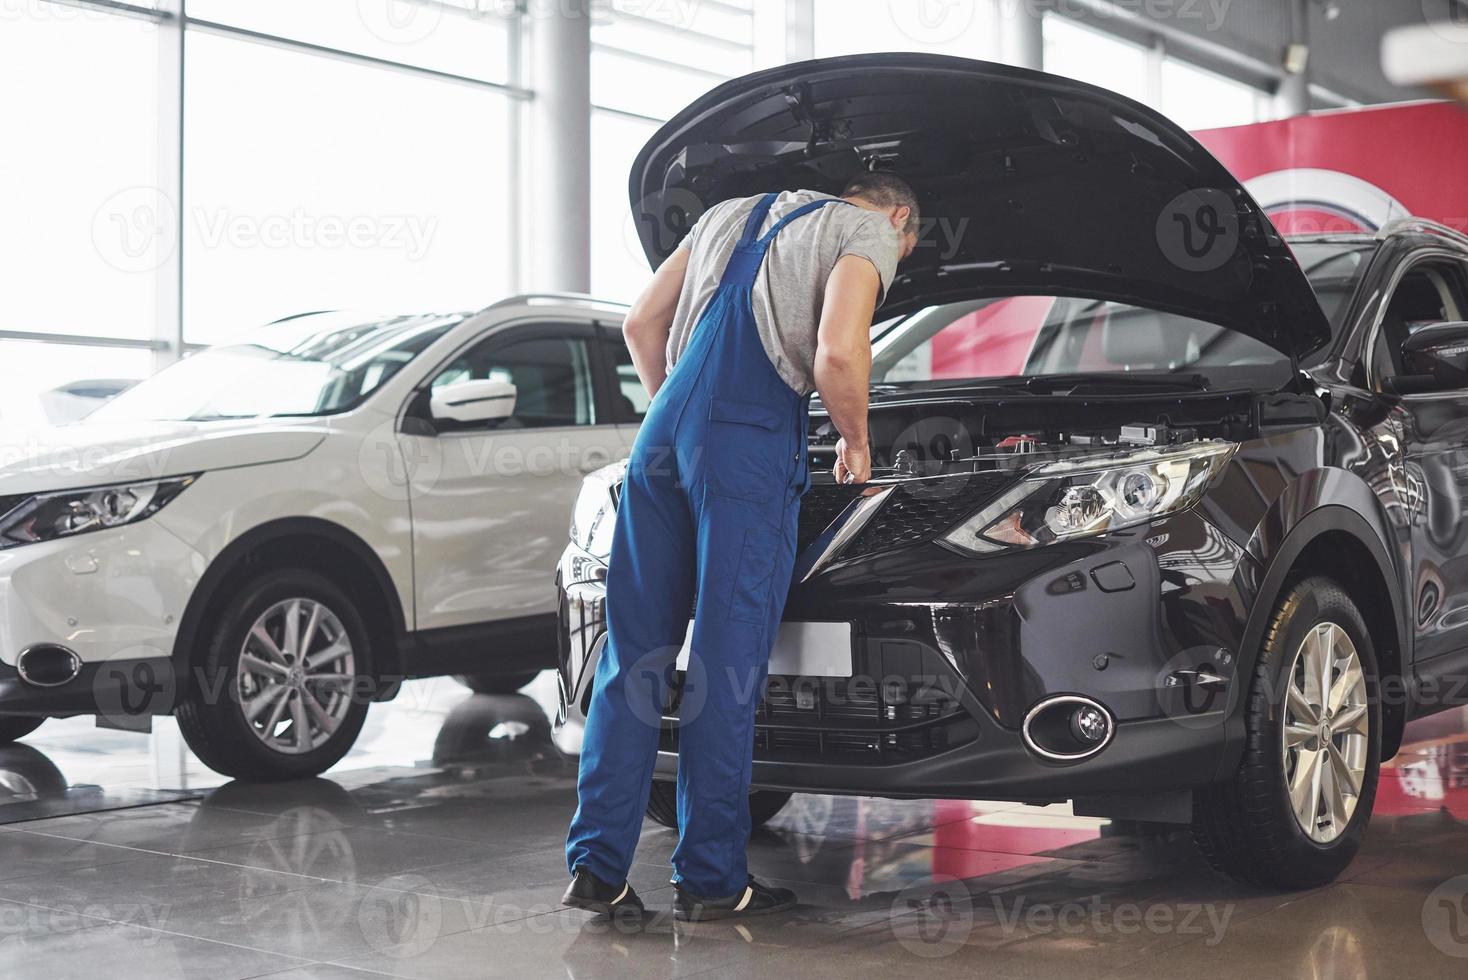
[{"left": 564, "top": 174, "right": 919, "bottom": 921}]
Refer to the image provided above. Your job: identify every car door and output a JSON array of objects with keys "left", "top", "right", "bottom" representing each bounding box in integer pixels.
[
  {"left": 597, "top": 320, "right": 647, "bottom": 450},
  {"left": 1374, "top": 256, "right": 1468, "bottom": 663},
  {"left": 404, "top": 320, "right": 627, "bottom": 632}
]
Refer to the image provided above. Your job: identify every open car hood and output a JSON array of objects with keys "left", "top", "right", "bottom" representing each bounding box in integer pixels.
[{"left": 630, "top": 54, "right": 1330, "bottom": 359}]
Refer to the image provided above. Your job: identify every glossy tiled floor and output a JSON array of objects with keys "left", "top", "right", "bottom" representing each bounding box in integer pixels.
[{"left": 5, "top": 673, "right": 1468, "bottom": 978}]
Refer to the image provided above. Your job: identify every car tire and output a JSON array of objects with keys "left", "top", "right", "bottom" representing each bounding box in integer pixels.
[
  {"left": 176, "top": 568, "right": 373, "bottom": 781},
  {"left": 454, "top": 670, "right": 541, "bottom": 695},
  {"left": 0, "top": 716, "right": 44, "bottom": 745},
  {"left": 1192, "top": 576, "right": 1380, "bottom": 889},
  {"left": 645, "top": 779, "right": 792, "bottom": 831}
]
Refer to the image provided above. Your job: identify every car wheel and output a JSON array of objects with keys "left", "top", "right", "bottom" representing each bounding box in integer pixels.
[
  {"left": 0, "top": 716, "right": 44, "bottom": 745},
  {"left": 176, "top": 568, "right": 372, "bottom": 781},
  {"left": 454, "top": 670, "right": 541, "bottom": 695},
  {"left": 1193, "top": 576, "right": 1380, "bottom": 889},
  {"left": 645, "top": 779, "right": 792, "bottom": 830}
]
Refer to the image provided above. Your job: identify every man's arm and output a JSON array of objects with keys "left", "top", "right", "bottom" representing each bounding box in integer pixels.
[
  {"left": 814, "top": 254, "right": 881, "bottom": 484},
  {"left": 622, "top": 246, "right": 690, "bottom": 399}
]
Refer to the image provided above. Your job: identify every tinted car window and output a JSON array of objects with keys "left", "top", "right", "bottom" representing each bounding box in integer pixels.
[{"left": 431, "top": 334, "right": 596, "bottom": 428}]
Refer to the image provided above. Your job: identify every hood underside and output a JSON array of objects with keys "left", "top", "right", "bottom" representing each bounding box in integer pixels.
[{"left": 631, "top": 54, "right": 1331, "bottom": 359}]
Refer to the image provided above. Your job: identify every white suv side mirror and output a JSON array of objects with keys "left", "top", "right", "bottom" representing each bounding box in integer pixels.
[{"left": 430, "top": 378, "right": 517, "bottom": 426}]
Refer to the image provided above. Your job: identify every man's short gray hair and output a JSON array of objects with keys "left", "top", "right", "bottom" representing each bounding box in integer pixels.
[{"left": 841, "top": 172, "right": 920, "bottom": 235}]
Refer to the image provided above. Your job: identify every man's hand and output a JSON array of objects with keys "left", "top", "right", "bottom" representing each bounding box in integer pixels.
[{"left": 833, "top": 437, "right": 871, "bottom": 485}]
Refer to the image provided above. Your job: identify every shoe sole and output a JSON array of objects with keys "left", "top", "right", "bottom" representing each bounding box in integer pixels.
[
  {"left": 673, "top": 899, "right": 797, "bottom": 922},
  {"left": 562, "top": 895, "right": 645, "bottom": 918}
]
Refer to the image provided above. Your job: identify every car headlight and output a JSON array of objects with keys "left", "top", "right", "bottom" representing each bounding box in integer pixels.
[
  {"left": 939, "top": 443, "right": 1235, "bottom": 555},
  {"left": 569, "top": 461, "right": 626, "bottom": 559},
  {"left": 0, "top": 476, "right": 197, "bottom": 550}
]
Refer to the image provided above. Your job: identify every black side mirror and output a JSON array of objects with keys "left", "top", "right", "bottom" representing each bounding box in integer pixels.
[{"left": 1397, "top": 321, "right": 1468, "bottom": 393}]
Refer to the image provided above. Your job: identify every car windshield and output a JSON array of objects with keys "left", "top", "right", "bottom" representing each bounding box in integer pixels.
[
  {"left": 869, "top": 240, "right": 1376, "bottom": 388},
  {"left": 90, "top": 313, "right": 461, "bottom": 422}
]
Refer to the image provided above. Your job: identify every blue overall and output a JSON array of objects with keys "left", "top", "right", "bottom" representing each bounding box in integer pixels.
[{"left": 566, "top": 193, "right": 844, "bottom": 898}]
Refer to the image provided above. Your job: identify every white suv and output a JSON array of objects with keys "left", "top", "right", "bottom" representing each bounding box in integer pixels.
[{"left": 0, "top": 295, "right": 640, "bottom": 779}]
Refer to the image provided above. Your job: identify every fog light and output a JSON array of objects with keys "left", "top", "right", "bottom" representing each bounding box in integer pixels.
[{"left": 1070, "top": 705, "right": 1108, "bottom": 743}]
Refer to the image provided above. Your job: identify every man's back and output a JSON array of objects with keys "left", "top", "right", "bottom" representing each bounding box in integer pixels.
[{"left": 667, "top": 190, "right": 900, "bottom": 396}]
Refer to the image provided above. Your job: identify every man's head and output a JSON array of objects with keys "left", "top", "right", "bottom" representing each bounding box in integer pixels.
[{"left": 842, "top": 172, "right": 920, "bottom": 260}]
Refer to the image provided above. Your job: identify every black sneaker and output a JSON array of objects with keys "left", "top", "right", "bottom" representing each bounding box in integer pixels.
[
  {"left": 562, "top": 869, "right": 645, "bottom": 918},
  {"left": 672, "top": 876, "right": 797, "bottom": 922}
]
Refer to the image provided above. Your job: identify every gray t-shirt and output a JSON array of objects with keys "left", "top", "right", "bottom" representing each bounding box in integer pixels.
[{"left": 667, "top": 190, "right": 900, "bottom": 395}]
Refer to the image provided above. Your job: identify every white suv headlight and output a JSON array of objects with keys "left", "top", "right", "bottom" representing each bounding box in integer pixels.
[
  {"left": 569, "top": 461, "right": 626, "bottom": 559},
  {"left": 0, "top": 476, "right": 197, "bottom": 550},
  {"left": 939, "top": 443, "right": 1235, "bottom": 555}
]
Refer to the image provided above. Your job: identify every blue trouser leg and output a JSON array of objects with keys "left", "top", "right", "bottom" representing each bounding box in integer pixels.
[
  {"left": 565, "top": 433, "right": 695, "bottom": 885},
  {"left": 671, "top": 486, "right": 799, "bottom": 898},
  {"left": 567, "top": 191, "right": 839, "bottom": 898}
]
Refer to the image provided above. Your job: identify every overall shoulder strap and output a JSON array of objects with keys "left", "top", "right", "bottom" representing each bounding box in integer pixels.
[
  {"left": 735, "top": 193, "right": 780, "bottom": 248},
  {"left": 755, "top": 198, "right": 852, "bottom": 247}
]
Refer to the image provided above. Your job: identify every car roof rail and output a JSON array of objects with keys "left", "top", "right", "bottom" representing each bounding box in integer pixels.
[
  {"left": 1376, "top": 218, "right": 1468, "bottom": 251},
  {"left": 476, "top": 293, "right": 631, "bottom": 316}
]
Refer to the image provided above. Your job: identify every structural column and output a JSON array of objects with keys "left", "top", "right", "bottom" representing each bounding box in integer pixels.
[
  {"left": 1277, "top": 0, "right": 1311, "bottom": 116},
  {"left": 529, "top": 0, "right": 592, "bottom": 294},
  {"left": 998, "top": 0, "right": 1045, "bottom": 71}
]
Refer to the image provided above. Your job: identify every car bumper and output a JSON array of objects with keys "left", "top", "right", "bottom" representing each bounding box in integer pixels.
[
  {"left": 0, "top": 521, "right": 202, "bottom": 717},
  {"left": 556, "top": 509, "right": 1256, "bottom": 804}
]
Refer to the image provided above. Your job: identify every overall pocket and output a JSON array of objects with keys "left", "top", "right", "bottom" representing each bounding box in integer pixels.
[
  {"left": 704, "top": 397, "right": 794, "bottom": 502},
  {"left": 728, "top": 521, "right": 780, "bottom": 626}
]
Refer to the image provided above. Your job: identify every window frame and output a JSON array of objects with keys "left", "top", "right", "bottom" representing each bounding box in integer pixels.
[{"left": 403, "top": 318, "right": 612, "bottom": 435}]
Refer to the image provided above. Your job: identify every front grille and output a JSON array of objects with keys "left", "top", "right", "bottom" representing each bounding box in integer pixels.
[
  {"left": 795, "top": 484, "right": 863, "bottom": 552},
  {"left": 844, "top": 472, "right": 1014, "bottom": 560},
  {"left": 662, "top": 670, "right": 976, "bottom": 764},
  {"left": 796, "top": 472, "right": 1014, "bottom": 562}
]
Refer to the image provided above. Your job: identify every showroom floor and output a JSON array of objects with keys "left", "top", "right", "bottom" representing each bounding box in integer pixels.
[{"left": 3, "top": 674, "right": 1468, "bottom": 978}]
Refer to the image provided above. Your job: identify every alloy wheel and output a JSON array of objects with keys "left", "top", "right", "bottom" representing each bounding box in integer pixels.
[
  {"left": 237, "top": 598, "right": 357, "bottom": 756},
  {"left": 1281, "top": 621, "right": 1369, "bottom": 843}
]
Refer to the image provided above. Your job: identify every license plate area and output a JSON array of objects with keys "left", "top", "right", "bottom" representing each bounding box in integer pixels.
[{"left": 674, "top": 621, "right": 853, "bottom": 677}]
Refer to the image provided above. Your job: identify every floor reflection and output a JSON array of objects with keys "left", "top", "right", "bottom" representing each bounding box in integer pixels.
[{"left": 0, "top": 682, "right": 1466, "bottom": 976}]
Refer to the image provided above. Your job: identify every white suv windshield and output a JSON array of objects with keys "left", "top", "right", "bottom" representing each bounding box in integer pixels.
[{"left": 91, "top": 313, "right": 461, "bottom": 422}]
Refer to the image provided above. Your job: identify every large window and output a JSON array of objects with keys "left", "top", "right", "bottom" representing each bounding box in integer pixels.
[
  {"left": 1161, "top": 58, "right": 1266, "bottom": 131},
  {"left": 0, "top": 0, "right": 519, "bottom": 438},
  {"left": 814, "top": 0, "right": 996, "bottom": 58},
  {"left": 1043, "top": 14, "right": 1151, "bottom": 106},
  {"left": 588, "top": 1, "right": 761, "bottom": 302},
  {"left": 182, "top": 31, "right": 514, "bottom": 345}
]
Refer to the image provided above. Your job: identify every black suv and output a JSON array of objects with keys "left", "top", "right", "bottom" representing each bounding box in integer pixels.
[{"left": 557, "top": 54, "right": 1468, "bottom": 889}]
